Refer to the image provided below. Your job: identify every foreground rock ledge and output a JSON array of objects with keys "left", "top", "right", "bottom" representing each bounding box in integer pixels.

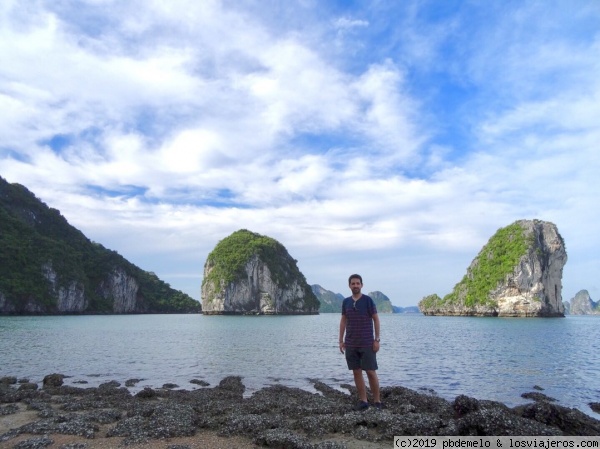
[{"left": 1, "top": 376, "right": 599, "bottom": 448}]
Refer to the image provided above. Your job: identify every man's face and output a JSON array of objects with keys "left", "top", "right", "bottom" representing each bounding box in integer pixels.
[{"left": 349, "top": 278, "right": 362, "bottom": 295}]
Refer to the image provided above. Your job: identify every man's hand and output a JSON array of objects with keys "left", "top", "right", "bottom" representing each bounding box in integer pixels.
[
  {"left": 373, "top": 340, "right": 380, "bottom": 353},
  {"left": 339, "top": 342, "right": 345, "bottom": 353}
]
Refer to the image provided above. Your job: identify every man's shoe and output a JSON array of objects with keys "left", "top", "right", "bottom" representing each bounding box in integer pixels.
[
  {"left": 354, "top": 401, "right": 369, "bottom": 411},
  {"left": 374, "top": 402, "right": 385, "bottom": 410}
]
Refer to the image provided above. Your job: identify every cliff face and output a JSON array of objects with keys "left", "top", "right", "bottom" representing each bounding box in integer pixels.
[
  {"left": 42, "top": 263, "right": 88, "bottom": 313},
  {"left": 36, "top": 262, "right": 150, "bottom": 314},
  {"left": 201, "top": 230, "right": 319, "bottom": 315},
  {"left": 0, "top": 176, "right": 199, "bottom": 314},
  {"left": 567, "top": 290, "right": 599, "bottom": 315},
  {"left": 419, "top": 219, "right": 567, "bottom": 317},
  {"left": 97, "top": 268, "right": 145, "bottom": 314}
]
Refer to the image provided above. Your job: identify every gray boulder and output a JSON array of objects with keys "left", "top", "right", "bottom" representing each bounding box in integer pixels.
[{"left": 42, "top": 374, "right": 64, "bottom": 388}]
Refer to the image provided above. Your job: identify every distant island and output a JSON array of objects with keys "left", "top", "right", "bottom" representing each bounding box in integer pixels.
[
  {"left": 312, "top": 284, "right": 419, "bottom": 314},
  {"left": 563, "top": 290, "right": 600, "bottom": 315}
]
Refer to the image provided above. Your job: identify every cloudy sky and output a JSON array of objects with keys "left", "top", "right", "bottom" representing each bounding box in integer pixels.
[{"left": 1, "top": 0, "right": 598, "bottom": 307}]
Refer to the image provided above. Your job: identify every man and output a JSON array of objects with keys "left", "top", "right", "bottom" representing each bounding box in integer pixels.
[{"left": 339, "top": 273, "right": 382, "bottom": 410}]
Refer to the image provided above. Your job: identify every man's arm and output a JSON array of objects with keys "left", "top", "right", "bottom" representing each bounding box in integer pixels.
[
  {"left": 372, "top": 313, "right": 380, "bottom": 353},
  {"left": 339, "top": 315, "right": 347, "bottom": 353}
]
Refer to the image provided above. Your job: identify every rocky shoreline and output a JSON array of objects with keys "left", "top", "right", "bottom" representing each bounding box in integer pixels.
[{"left": 1, "top": 374, "right": 599, "bottom": 449}]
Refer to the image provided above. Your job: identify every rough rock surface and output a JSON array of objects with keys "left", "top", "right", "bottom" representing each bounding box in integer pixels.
[
  {"left": 202, "top": 230, "right": 319, "bottom": 315},
  {"left": 42, "top": 264, "right": 88, "bottom": 313},
  {"left": 40, "top": 265, "right": 143, "bottom": 314},
  {"left": 97, "top": 268, "right": 143, "bottom": 313},
  {"left": 420, "top": 219, "right": 567, "bottom": 317},
  {"left": 567, "top": 290, "right": 599, "bottom": 315},
  {"left": 1, "top": 375, "right": 599, "bottom": 448}
]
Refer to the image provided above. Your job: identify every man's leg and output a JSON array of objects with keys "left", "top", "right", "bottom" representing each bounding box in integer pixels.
[
  {"left": 366, "top": 370, "right": 380, "bottom": 403},
  {"left": 352, "top": 369, "right": 367, "bottom": 402}
]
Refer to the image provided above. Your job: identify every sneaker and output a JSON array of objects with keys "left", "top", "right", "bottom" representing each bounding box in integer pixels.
[
  {"left": 374, "top": 402, "right": 385, "bottom": 410},
  {"left": 354, "top": 401, "right": 369, "bottom": 411}
]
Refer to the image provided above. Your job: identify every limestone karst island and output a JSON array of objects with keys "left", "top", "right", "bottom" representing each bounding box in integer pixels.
[
  {"left": 201, "top": 229, "right": 319, "bottom": 315},
  {"left": 419, "top": 219, "right": 567, "bottom": 317}
]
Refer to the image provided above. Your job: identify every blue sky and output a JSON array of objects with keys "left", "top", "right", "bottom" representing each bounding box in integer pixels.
[{"left": 1, "top": 0, "right": 599, "bottom": 306}]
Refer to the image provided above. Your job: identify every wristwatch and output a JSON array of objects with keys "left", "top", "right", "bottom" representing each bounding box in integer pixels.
[{"left": 375, "top": 338, "right": 380, "bottom": 342}]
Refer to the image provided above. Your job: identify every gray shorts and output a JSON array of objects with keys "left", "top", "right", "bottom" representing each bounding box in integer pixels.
[{"left": 345, "top": 346, "right": 378, "bottom": 371}]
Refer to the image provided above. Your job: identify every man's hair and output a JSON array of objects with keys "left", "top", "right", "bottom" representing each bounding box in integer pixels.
[{"left": 348, "top": 274, "right": 363, "bottom": 285}]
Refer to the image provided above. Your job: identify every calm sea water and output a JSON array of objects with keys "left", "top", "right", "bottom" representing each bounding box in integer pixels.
[{"left": 0, "top": 314, "right": 598, "bottom": 416}]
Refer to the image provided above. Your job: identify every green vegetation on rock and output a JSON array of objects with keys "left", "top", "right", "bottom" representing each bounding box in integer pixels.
[
  {"left": 441, "top": 222, "right": 531, "bottom": 307},
  {"left": 0, "top": 176, "right": 199, "bottom": 314},
  {"left": 419, "top": 294, "right": 442, "bottom": 310},
  {"left": 203, "top": 229, "right": 290, "bottom": 288}
]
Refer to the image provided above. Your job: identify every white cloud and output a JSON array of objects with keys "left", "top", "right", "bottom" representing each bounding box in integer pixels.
[
  {"left": 333, "top": 17, "right": 369, "bottom": 30},
  {"left": 236, "top": 38, "right": 358, "bottom": 136},
  {"left": 1, "top": 0, "right": 599, "bottom": 306},
  {"left": 156, "top": 129, "right": 225, "bottom": 174},
  {"left": 352, "top": 60, "right": 424, "bottom": 164}
]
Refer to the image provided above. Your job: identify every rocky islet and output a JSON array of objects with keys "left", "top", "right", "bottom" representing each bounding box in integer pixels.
[
  {"left": 419, "top": 220, "right": 568, "bottom": 317},
  {"left": 564, "top": 290, "right": 600, "bottom": 315},
  {"left": 201, "top": 229, "right": 319, "bottom": 315}
]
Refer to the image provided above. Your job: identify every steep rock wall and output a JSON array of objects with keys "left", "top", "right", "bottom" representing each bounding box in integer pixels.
[
  {"left": 2, "top": 264, "right": 144, "bottom": 314},
  {"left": 491, "top": 220, "right": 566, "bottom": 317},
  {"left": 97, "top": 268, "right": 144, "bottom": 313},
  {"left": 42, "top": 263, "right": 87, "bottom": 313},
  {"left": 0, "top": 263, "right": 154, "bottom": 315},
  {"left": 202, "top": 255, "right": 317, "bottom": 314}
]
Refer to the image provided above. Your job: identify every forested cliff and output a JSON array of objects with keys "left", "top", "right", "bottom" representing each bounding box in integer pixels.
[{"left": 0, "top": 176, "right": 200, "bottom": 314}]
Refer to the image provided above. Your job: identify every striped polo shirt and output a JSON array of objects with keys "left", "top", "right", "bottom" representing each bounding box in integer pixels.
[{"left": 341, "top": 294, "right": 377, "bottom": 347}]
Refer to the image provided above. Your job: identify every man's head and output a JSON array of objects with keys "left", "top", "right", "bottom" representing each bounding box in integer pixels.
[
  {"left": 348, "top": 274, "right": 363, "bottom": 297},
  {"left": 348, "top": 274, "right": 363, "bottom": 285}
]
